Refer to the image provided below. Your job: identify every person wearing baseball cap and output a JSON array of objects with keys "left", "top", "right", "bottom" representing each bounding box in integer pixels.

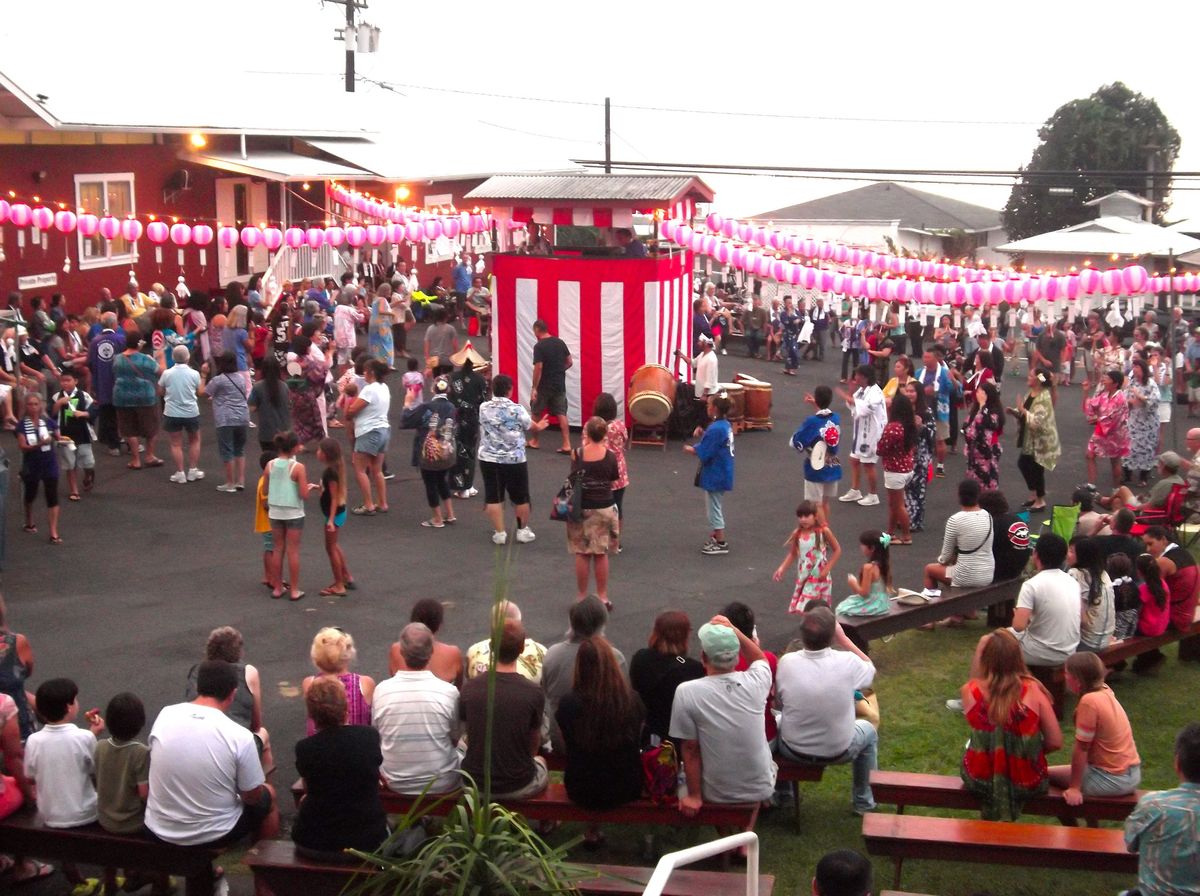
[{"left": 668, "top": 615, "right": 777, "bottom": 818}]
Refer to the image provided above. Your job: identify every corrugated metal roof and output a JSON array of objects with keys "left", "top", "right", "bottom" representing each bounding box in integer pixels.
[
  {"left": 465, "top": 174, "right": 713, "bottom": 203},
  {"left": 996, "top": 216, "right": 1200, "bottom": 257},
  {"left": 188, "top": 150, "right": 371, "bottom": 183}
]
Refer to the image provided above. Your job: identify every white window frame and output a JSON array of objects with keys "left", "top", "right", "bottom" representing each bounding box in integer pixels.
[{"left": 74, "top": 172, "right": 138, "bottom": 270}]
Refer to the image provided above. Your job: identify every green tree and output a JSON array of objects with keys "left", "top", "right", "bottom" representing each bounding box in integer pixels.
[{"left": 1002, "top": 82, "right": 1180, "bottom": 241}]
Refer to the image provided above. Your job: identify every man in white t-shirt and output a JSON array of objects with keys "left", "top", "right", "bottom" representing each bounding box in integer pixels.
[
  {"left": 669, "top": 616, "right": 777, "bottom": 815},
  {"left": 346, "top": 358, "right": 392, "bottom": 514},
  {"left": 836, "top": 365, "right": 886, "bottom": 507},
  {"left": 775, "top": 606, "right": 878, "bottom": 814},
  {"left": 145, "top": 661, "right": 279, "bottom": 846},
  {"left": 678, "top": 334, "right": 719, "bottom": 398},
  {"left": 373, "top": 623, "right": 462, "bottom": 794},
  {"left": 1007, "top": 532, "right": 1079, "bottom": 667}
]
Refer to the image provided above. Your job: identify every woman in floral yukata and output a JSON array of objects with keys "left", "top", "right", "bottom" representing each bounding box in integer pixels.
[{"left": 1084, "top": 369, "right": 1130, "bottom": 489}]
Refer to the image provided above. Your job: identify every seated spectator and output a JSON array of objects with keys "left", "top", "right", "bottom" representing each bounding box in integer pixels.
[
  {"left": 373, "top": 623, "right": 461, "bottom": 795},
  {"left": 0, "top": 690, "right": 40, "bottom": 884},
  {"left": 1091, "top": 508, "right": 1146, "bottom": 567},
  {"left": 670, "top": 616, "right": 777, "bottom": 817},
  {"left": 1109, "top": 553, "right": 1141, "bottom": 642},
  {"left": 1069, "top": 537, "right": 1115, "bottom": 652},
  {"left": 1124, "top": 723, "right": 1200, "bottom": 896},
  {"left": 388, "top": 598, "right": 464, "bottom": 687},
  {"left": 465, "top": 601, "right": 547, "bottom": 682},
  {"left": 775, "top": 606, "right": 878, "bottom": 815},
  {"left": 1048, "top": 652, "right": 1140, "bottom": 804},
  {"left": 1102, "top": 452, "right": 1186, "bottom": 514},
  {"left": 541, "top": 596, "right": 627, "bottom": 753},
  {"left": 979, "top": 489, "right": 1032, "bottom": 582},
  {"left": 1074, "top": 486, "right": 1110, "bottom": 537},
  {"left": 185, "top": 625, "right": 274, "bottom": 775},
  {"left": 292, "top": 678, "right": 388, "bottom": 860},
  {"left": 461, "top": 619, "right": 548, "bottom": 799},
  {"left": 629, "top": 611, "right": 704, "bottom": 748},
  {"left": 1134, "top": 526, "right": 1200, "bottom": 673},
  {"left": 1136, "top": 552, "right": 1171, "bottom": 640},
  {"left": 921, "top": 479, "right": 995, "bottom": 611},
  {"left": 813, "top": 848, "right": 873, "bottom": 896},
  {"left": 301, "top": 626, "right": 375, "bottom": 736},
  {"left": 555, "top": 637, "right": 644, "bottom": 844},
  {"left": 146, "top": 660, "right": 280, "bottom": 847},
  {"left": 24, "top": 678, "right": 104, "bottom": 829},
  {"left": 957, "top": 629, "right": 1062, "bottom": 820},
  {"left": 722, "top": 601, "right": 779, "bottom": 744}
]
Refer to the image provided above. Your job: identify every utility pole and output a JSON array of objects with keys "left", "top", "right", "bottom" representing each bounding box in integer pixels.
[
  {"left": 345, "top": 0, "right": 355, "bottom": 92},
  {"left": 604, "top": 97, "right": 611, "bottom": 174}
]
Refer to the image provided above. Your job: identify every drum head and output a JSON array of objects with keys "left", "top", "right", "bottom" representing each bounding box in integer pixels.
[
  {"left": 810, "top": 440, "right": 827, "bottom": 470},
  {"left": 629, "top": 391, "right": 672, "bottom": 425}
]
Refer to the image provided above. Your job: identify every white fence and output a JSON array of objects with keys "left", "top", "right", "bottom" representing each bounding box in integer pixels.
[
  {"left": 641, "top": 832, "right": 760, "bottom": 896},
  {"left": 264, "top": 245, "right": 347, "bottom": 286}
]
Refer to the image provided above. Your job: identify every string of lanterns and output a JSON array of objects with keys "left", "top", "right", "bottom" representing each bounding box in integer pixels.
[{"left": 664, "top": 216, "right": 1199, "bottom": 300}]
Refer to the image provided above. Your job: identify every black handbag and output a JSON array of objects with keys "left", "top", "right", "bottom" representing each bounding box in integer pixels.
[{"left": 550, "top": 451, "right": 585, "bottom": 522}]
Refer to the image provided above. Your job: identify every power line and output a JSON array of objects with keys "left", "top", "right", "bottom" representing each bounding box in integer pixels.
[
  {"left": 352, "top": 76, "right": 1042, "bottom": 127},
  {"left": 572, "top": 159, "right": 1200, "bottom": 179}
]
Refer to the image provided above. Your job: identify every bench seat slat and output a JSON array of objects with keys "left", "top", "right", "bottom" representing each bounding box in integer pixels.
[{"left": 862, "top": 812, "right": 1136, "bottom": 875}]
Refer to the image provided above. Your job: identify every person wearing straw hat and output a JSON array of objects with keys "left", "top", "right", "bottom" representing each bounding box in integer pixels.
[{"left": 448, "top": 345, "right": 489, "bottom": 499}]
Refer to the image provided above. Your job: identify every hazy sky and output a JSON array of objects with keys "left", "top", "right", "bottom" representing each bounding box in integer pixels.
[{"left": 9, "top": 0, "right": 1200, "bottom": 220}]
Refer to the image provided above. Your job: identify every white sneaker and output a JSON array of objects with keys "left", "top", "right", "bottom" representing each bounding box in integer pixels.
[
  {"left": 169, "top": 471, "right": 187, "bottom": 484},
  {"left": 921, "top": 587, "right": 942, "bottom": 599},
  {"left": 857, "top": 493, "right": 880, "bottom": 506},
  {"left": 187, "top": 468, "right": 204, "bottom": 481},
  {"left": 491, "top": 530, "right": 508, "bottom": 545},
  {"left": 838, "top": 489, "right": 863, "bottom": 503},
  {"left": 216, "top": 483, "right": 239, "bottom": 493},
  {"left": 515, "top": 527, "right": 536, "bottom": 543},
  {"left": 945, "top": 698, "right": 963, "bottom": 712},
  {"left": 464, "top": 487, "right": 478, "bottom": 498}
]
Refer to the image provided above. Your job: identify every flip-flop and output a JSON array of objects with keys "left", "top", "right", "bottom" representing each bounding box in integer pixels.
[
  {"left": 49, "top": 536, "right": 63, "bottom": 545},
  {"left": 126, "top": 463, "right": 143, "bottom": 470},
  {"left": 376, "top": 506, "right": 389, "bottom": 513},
  {"left": 421, "top": 519, "right": 445, "bottom": 529},
  {"left": 22, "top": 524, "right": 37, "bottom": 534},
  {"left": 68, "top": 494, "right": 81, "bottom": 502},
  {"left": 289, "top": 591, "right": 306, "bottom": 601},
  {"left": 144, "top": 458, "right": 165, "bottom": 467},
  {"left": 351, "top": 505, "right": 376, "bottom": 515},
  {"left": 344, "top": 580, "right": 358, "bottom": 591},
  {"left": 443, "top": 517, "right": 458, "bottom": 524},
  {"left": 11, "top": 860, "right": 54, "bottom": 884},
  {"left": 320, "top": 586, "right": 347, "bottom": 596},
  {"left": 526, "top": 443, "right": 541, "bottom": 450},
  {"left": 271, "top": 591, "right": 284, "bottom": 600},
  {"left": 555, "top": 448, "right": 572, "bottom": 455}
]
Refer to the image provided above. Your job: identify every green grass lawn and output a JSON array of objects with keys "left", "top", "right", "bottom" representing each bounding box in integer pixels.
[{"left": 550, "top": 623, "right": 1200, "bottom": 896}]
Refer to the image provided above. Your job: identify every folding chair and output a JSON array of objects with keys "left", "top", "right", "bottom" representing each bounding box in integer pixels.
[
  {"left": 1131, "top": 483, "right": 1188, "bottom": 537},
  {"left": 1036, "top": 503, "right": 1081, "bottom": 545}
]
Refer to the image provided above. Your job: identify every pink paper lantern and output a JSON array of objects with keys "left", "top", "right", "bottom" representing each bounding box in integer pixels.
[
  {"left": 950, "top": 265, "right": 964, "bottom": 281},
  {"left": 865, "top": 276, "right": 879, "bottom": 300},
  {"left": 351, "top": 195, "right": 367, "bottom": 213},
  {"left": 1020, "top": 278, "right": 1037, "bottom": 302},
  {"left": 770, "top": 260, "right": 786, "bottom": 280},
  {"left": 894, "top": 279, "right": 911, "bottom": 302},
  {"left": 702, "top": 235, "right": 718, "bottom": 256},
  {"left": 801, "top": 237, "right": 817, "bottom": 258},
  {"left": 0, "top": 199, "right": 9, "bottom": 223},
  {"left": 918, "top": 261, "right": 934, "bottom": 279},
  {"left": 1079, "top": 268, "right": 1100, "bottom": 293},
  {"left": 1122, "top": 265, "right": 1149, "bottom": 294},
  {"left": 424, "top": 220, "right": 443, "bottom": 241},
  {"left": 768, "top": 230, "right": 783, "bottom": 251},
  {"left": 715, "top": 242, "right": 731, "bottom": 264},
  {"left": 305, "top": 228, "right": 325, "bottom": 250},
  {"left": 1044, "top": 278, "right": 1059, "bottom": 302},
  {"left": 146, "top": 221, "right": 169, "bottom": 244},
  {"left": 217, "top": 226, "right": 238, "bottom": 249},
  {"left": 756, "top": 254, "right": 773, "bottom": 277},
  {"left": 705, "top": 212, "right": 724, "bottom": 233},
  {"left": 881, "top": 280, "right": 898, "bottom": 302},
  {"left": 470, "top": 213, "right": 487, "bottom": 234},
  {"left": 787, "top": 264, "right": 802, "bottom": 285},
  {"left": 932, "top": 283, "right": 946, "bottom": 304},
  {"left": 832, "top": 273, "right": 847, "bottom": 294},
  {"left": 239, "top": 227, "right": 261, "bottom": 249},
  {"left": 342, "top": 225, "right": 365, "bottom": 247},
  {"left": 192, "top": 224, "right": 214, "bottom": 246},
  {"left": 987, "top": 282, "right": 1005, "bottom": 305},
  {"left": 53, "top": 210, "right": 77, "bottom": 233},
  {"left": 30, "top": 206, "right": 53, "bottom": 230},
  {"left": 1101, "top": 268, "right": 1121, "bottom": 295},
  {"left": 404, "top": 221, "right": 422, "bottom": 242},
  {"left": 820, "top": 270, "right": 835, "bottom": 292},
  {"left": 262, "top": 227, "right": 283, "bottom": 251},
  {"left": 386, "top": 223, "right": 405, "bottom": 243},
  {"left": 741, "top": 251, "right": 759, "bottom": 272},
  {"left": 120, "top": 218, "right": 143, "bottom": 243},
  {"left": 661, "top": 220, "right": 676, "bottom": 241},
  {"left": 387, "top": 207, "right": 404, "bottom": 224},
  {"left": 366, "top": 224, "right": 387, "bottom": 246},
  {"left": 817, "top": 242, "right": 834, "bottom": 261},
  {"left": 98, "top": 216, "right": 120, "bottom": 240},
  {"left": 323, "top": 226, "right": 345, "bottom": 247},
  {"left": 1186, "top": 273, "right": 1199, "bottom": 293},
  {"left": 9, "top": 204, "right": 31, "bottom": 227},
  {"left": 721, "top": 219, "right": 737, "bottom": 238},
  {"left": 786, "top": 235, "right": 802, "bottom": 255},
  {"left": 676, "top": 225, "right": 693, "bottom": 245},
  {"left": 77, "top": 214, "right": 99, "bottom": 237},
  {"left": 1065, "top": 275, "right": 1080, "bottom": 300},
  {"left": 689, "top": 232, "right": 705, "bottom": 253},
  {"left": 861, "top": 251, "right": 877, "bottom": 270},
  {"left": 731, "top": 248, "right": 746, "bottom": 268},
  {"left": 284, "top": 227, "right": 305, "bottom": 249},
  {"left": 849, "top": 276, "right": 865, "bottom": 298},
  {"left": 169, "top": 223, "right": 191, "bottom": 246},
  {"left": 443, "top": 218, "right": 461, "bottom": 239},
  {"left": 737, "top": 222, "right": 754, "bottom": 242},
  {"left": 832, "top": 245, "right": 849, "bottom": 265},
  {"left": 849, "top": 249, "right": 864, "bottom": 268}
]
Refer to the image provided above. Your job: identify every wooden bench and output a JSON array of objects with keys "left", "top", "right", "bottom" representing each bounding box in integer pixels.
[
  {"left": 0, "top": 809, "right": 222, "bottom": 896},
  {"left": 834, "top": 579, "right": 1022, "bottom": 651},
  {"left": 869, "top": 770, "right": 1142, "bottom": 824},
  {"left": 245, "top": 839, "right": 776, "bottom": 896},
  {"left": 291, "top": 779, "right": 760, "bottom": 829},
  {"left": 1078, "top": 616, "right": 1200, "bottom": 669},
  {"left": 861, "top": 812, "right": 1135, "bottom": 888},
  {"left": 775, "top": 759, "right": 824, "bottom": 827}
]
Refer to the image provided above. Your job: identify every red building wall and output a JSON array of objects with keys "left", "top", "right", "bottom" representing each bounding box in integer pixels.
[{"left": 0, "top": 143, "right": 226, "bottom": 311}]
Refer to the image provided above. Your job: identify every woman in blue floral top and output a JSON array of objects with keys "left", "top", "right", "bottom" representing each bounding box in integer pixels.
[{"left": 477, "top": 374, "right": 549, "bottom": 546}]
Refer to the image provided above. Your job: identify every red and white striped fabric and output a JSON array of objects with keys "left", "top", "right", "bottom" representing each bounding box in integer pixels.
[
  {"left": 490, "top": 252, "right": 693, "bottom": 426},
  {"left": 510, "top": 207, "right": 635, "bottom": 228},
  {"left": 669, "top": 199, "right": 694, "bottom": 222}
]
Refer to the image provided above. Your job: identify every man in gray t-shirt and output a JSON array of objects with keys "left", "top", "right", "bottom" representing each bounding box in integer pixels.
[{"left": 670, "top": 617, "right": 777, "bottom": 812}]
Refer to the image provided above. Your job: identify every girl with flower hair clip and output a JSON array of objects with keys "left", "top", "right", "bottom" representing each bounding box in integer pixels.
[{"left": 838, "top": 529, "right": 893, "bottom": 616}]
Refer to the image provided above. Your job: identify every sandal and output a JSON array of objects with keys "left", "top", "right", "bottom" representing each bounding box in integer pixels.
[
  {"left": 320, "top": 586, "right": 348, "bottom": 596},
  {"left": 421, "top": 519, "right": 445, "bottom": 529},
  {"left": 49, "top": 536, "right": 63, "bottom": 545},
  {"left": 144, "top": 458, "right": 165, "bottom": 468},
  {"left": 68, "top": 493, "right": 81, "bottom": 502},
  {"left": 289, "top": 591, "right": 306, "bottom": 602},
  {"left": 344, "top": 580, "right": 358, "bottom": 591},
  {"left": 351, "top": 505, "right": 377, "bottom": 515},
  {"left": 126, "top": 462, "right": 143, "bottom": 470},
  {"left": 443, "top": 517, "right": 458, "bottom": 524},
  {"left": 22, "top": 524, "right": 37, "bottom": 534}
]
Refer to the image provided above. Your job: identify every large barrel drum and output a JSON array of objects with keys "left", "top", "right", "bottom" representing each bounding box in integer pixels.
[
  {"left": 735, "top": 374, "right": 773, "bottom": 426},
  {"left": 716, "top": 382, "right": 745, "bottom": 426},
  {"left": 628, "top": 364, "right": 677, "bottom": 426}
]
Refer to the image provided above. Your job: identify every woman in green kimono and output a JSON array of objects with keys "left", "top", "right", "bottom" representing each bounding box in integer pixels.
[{"left": 1009, "top": 367, "right": 1060, "bottom": 512}]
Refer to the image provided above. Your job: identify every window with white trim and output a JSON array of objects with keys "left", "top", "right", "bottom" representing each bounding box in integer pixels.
[{"left": 75, "top": 173, "right": 137, "bottom": 269}]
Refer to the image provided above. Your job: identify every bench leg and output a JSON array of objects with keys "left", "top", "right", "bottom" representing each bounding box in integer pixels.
[
  {"left": 185, "top": 868, "right": 216, "bottom": 896},
  {"left": 792, "top": 781, "right": 801, "bottom": 829},
  {"left": 892, "top": 856, "right": 903, "bottom": 889}
]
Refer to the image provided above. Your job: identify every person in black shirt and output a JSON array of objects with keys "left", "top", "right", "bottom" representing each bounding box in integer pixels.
[
  {"left": 528, "top": 320, "right": 572, "bottom": 452},
  {"left": 292, "top": 678, "right": 387, "bottom": 860},
  {"left": 50, "top": 370, "right": 96, "bottom": 498},
  {"left": 566, "top": 417, "right": 620, "bottom": 608},
  {"left": 979, "top": 490, "right": 1032, "bottom": 627},
  {"left": 629, "top": 611, "right": 705, "bottom": 747}
]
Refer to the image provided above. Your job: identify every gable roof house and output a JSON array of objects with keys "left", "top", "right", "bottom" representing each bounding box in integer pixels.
[{"left": 749, "top": 182, "right": 1009, "bottom": 265}]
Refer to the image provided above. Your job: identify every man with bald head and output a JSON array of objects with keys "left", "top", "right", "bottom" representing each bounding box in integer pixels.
[
  {"left": 372, "top": 622, "right": 462, "bottom": 795},
  {"left": 465, "top": 600, "right": 547, "bottom": 681},
  {"left": 1177, "top": 428, "right": 1200, "bottom": 516}
]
